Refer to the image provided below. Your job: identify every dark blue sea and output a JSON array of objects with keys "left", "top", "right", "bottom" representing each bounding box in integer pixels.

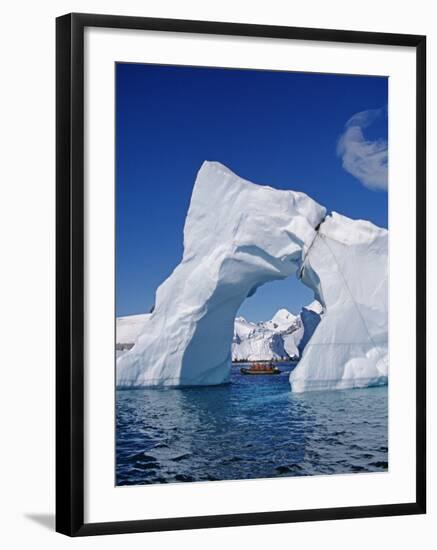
[{"left": 116, "top": 363, "right": 388, "bottom": 485}]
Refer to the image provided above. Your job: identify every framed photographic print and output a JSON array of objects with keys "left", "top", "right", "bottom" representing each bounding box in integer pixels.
[{"left": 56, "top": 13, "right": 426, "bottom": 536}]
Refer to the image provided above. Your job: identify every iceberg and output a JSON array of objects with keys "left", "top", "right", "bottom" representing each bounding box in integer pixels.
[
  {"left": 296, "top": 300, "right": 323, "bottom": 357},
  {"left": 116, "top": 162, "right": 388, "bottom": 392},
  {"left": 290, "top": 213, "right": 388, "bottom": 392},
  {"left": 116, "top": 161, "right": 326, "bottom": 387}
]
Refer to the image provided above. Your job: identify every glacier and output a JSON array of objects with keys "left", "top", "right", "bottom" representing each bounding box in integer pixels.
[{"left": 116, "top": 161, "right": 388, "bottom": 392}]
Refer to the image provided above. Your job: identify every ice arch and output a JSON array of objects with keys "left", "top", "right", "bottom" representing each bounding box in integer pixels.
[{"left": 116, "top": 162, "right": 388, "bottom": 391}]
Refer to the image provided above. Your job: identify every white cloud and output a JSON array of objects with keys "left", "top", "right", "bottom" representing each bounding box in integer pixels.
[{"left": 337, "top": 108, "right": 388, "bottom": 191}]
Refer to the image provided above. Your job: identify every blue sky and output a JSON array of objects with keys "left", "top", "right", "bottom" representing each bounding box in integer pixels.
[{"left": 116, "top": 63, "right": 388, "bottom": 321}]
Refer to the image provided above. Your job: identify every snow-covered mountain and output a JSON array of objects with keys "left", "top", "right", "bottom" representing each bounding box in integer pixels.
[
  {"left": 261, "top": 308, "right": 299, "bottom": 332},
  {"left": 232, "top": 315, "right": 290, "bottom": 362},
  {"left": 116, "top": 301, "right": 322, "bottom": 362},
  {"left": 232, "top": 302, "right": 322, "bottom": 362}
]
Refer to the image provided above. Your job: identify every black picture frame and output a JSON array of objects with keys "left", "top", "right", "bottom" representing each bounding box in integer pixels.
[{"left": 56, "top": 12, "right": 426, "bottom": 537}]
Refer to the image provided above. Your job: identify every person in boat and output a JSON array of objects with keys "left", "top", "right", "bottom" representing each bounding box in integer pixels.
[
  {"left": 241, "top": 362, "right": 280, "bottom": 375},
  {"left": 250, "top": 362, "right": 274, "bottom": 371}
]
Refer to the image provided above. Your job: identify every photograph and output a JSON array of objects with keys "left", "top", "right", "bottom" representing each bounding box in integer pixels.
[{"left": 115, "top": 63, "right": 389, "bottom": 486}]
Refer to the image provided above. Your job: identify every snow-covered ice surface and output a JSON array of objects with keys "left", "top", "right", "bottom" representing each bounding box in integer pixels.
[
  {"left": 116, "top": 162, "right": 388, "bottom": 392},
  {"left": 232, "top": 309, "right": 301, "bottom": 362},
  {"left": 117, "top": 313, "right": 149, "bottom": 346},
  {"left": 230, "top": 305, "right": 322, "bottom": 361},
  {"left": 290, "top": 213, "right": 388, "bottom": 392},
  {"left": 116, "top": 161, "right": 326, "bottom": 387}
]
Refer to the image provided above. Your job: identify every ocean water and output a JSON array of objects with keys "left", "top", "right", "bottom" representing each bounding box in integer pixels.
[{"left": 116, "top": 363, "right": 388, "bottom": 485}]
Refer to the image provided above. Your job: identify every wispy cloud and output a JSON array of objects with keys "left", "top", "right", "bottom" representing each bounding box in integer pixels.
[{"left": 337, "top": 108, "right": 388, "bottom": 191}]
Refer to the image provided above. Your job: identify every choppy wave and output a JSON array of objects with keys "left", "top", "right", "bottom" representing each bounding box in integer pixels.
[{"left": 116, "top": 363, "right": 388, "bottom": 485}]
